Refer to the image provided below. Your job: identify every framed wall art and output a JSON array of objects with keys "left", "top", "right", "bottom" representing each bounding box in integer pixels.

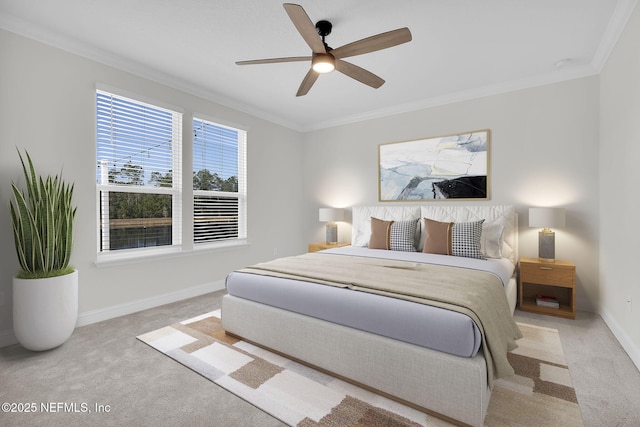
[{"left": 378, "top": 129, "right": 490, "bottom": 201}]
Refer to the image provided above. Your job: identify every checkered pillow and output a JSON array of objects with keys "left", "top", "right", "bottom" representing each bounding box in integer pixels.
[
  {"left": 451, "top": 220, "right": 485, "bottom": 259},
  {"left": 390, "top": 220, "right": 418, "bottom": 252}
]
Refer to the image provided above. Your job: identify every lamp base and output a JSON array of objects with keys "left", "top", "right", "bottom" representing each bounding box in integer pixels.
[
  {"left": 325, "top": 223, "right": 338, "bottom": 244},
  {"left": 538, "top": 230, "right": 556, "bottom": 262}
]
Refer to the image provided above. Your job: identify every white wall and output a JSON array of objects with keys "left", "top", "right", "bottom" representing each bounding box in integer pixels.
[
  {"left": 0, "top": 29, "right": 305, "bottom": 338},
  {"left": 302, "top": 77, "right": 600, "bottom": 312},
  {"left": 2, "top": 8, "right": 638, "bottom": 367},
  {"left": 599, "top": 5, "right": 640, "bottom": 368}
]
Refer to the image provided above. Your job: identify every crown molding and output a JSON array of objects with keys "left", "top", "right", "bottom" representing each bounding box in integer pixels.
[
  {"left": 301, "top": 65, "right": 599, "bottom": 132},
  {"left": 2, "top": 0, "right": 636, "bottom": 134},
  {"left": 0, "top": 14, "right": 305, "bottom": 132},
  {"left": 592, "top": 0, "right": 639, "bottom": 72}
]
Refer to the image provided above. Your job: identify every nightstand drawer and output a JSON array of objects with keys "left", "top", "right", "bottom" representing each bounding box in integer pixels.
[{"left": 520, "top": 263, "right": 575, "bottom": 287}]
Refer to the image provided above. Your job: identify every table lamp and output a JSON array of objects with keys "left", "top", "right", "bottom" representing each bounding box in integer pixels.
[
  {"left": 529, "top": 207, "right": 565, "bottom": 262},
  {"left": 319, "top": 208, "right": 345, "bottom": 244}
]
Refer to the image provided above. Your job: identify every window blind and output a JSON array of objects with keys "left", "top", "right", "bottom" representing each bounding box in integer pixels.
[
  {"left": 96, "top": 90, "right": 182, "bottom": 252},
  {"left": 193, "top": 118, "right": 247, "bottom": 244}
]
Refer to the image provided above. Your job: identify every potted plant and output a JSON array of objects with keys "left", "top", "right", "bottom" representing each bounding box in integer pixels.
[{"left": 10, "top": 150, "right": 78, "bottom": 351}]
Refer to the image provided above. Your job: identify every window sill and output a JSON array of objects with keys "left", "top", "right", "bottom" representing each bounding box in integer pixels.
[{"left": 95, "top": 240, "right": 250, "bottom": 268}]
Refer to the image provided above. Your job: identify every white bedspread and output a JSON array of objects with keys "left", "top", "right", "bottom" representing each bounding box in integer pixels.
[
  {"left": 226, "top": 247, "right": 516, "bottom": 359},
  {"left": 323, "top": 246, "right": 515, "bottom": 287}
]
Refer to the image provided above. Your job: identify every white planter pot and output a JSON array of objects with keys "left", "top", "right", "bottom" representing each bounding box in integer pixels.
[{"left": 13, "top": 270, "right": 78, "bottom": 351}]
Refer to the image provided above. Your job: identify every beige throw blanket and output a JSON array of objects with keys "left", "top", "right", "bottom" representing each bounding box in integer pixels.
[{"left": 239, "top": 252, "right": 522, "bottom": 386}]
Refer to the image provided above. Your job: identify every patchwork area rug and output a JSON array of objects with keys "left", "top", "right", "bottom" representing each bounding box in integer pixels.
[{"left": 138, "top": 311, "right": 583, "bottom": 427}]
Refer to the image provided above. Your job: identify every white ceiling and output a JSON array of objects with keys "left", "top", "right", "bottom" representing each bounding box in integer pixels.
[{"left": 0, "top": 1, "right": 636, "bottom": 131}]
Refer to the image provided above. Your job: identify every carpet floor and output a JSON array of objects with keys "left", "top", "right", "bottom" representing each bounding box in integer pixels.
[
  {"left": 138, "top": 310, "right": 583, "bottom": 427},
  {"left": 2, "top": 290, "right": 638, "bottom": 426}
]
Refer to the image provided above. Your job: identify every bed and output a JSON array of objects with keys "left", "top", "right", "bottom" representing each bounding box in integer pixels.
[{"left": 222, "top": 205, "right": 520, "bottom": 426}]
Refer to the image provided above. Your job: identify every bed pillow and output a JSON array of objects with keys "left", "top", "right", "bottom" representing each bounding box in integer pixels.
[
  {"left": 369, "top": 217, "right": 418, "bottom": 251},
  {"left": 422, "top": 218, "right": 453, "bottom": 255},
  {"left": 369, "top": 217, "right": 392, "bottom": 249},
  {"left": 481, "top": 223, "right": 504, "bottom": 259},
  {"left": 390, "top": 219, "right": 418, "bottom": 251},
  {"left": 422, "top": 218, "right": 486, "bottom": 259}
]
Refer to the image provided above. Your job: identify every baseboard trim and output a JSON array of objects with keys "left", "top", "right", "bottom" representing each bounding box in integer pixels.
[
  {"left": 0, "top": 281, "right": 226, "bottom": 348},
  {"left": 77, "top": 280, "right": 226, "bottom": 327},
  {"left": 0, "top": 329, "right": 17, "bottom": 348},
  {"left": 600, "top": 308, "right": 640, "bottom": 372}
]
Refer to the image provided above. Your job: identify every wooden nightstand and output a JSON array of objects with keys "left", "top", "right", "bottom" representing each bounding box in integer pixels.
[
  {"left": 519, "top": 257, "right": 576, "bottom": 319},
  {"left": 308, "top": 242, "right": 350, "bottom": 253}
]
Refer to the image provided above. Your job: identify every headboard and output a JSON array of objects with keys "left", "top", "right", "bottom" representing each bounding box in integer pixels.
[{"left": 351, "top": 205, "right": 518, "bottom": 264}]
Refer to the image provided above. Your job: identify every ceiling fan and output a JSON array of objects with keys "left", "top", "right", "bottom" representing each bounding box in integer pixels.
[{"left": 236, "top": 3, "right": 412, "bottom": 96}]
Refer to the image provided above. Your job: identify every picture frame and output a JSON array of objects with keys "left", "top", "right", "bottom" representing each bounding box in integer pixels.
[{"left": 378, "top": 129, "right": 490, "bottom": 201}]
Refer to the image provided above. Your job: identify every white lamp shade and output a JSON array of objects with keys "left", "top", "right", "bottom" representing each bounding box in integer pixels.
[
  {"left": 319, "top": 208, "right": 345, "bottom": 222},
  {"left": 529, "top": 207, "right": 566, "bottom": 229}
]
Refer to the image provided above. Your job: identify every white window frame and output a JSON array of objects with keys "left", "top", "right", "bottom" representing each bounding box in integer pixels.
[
  {"left": 96, "top": 88, "right": 183, "bottom": 261},
  {"left": 192, "top": 116, "right": 247, "bottom": 249},
  {"left": 94, "top": 87, "right": 250, "bottom": 267}
]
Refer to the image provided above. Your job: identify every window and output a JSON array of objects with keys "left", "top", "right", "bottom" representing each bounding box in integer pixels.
[
  {"left": 192, "top": 117, "right": 247, "bottom": 245},
  {"left": 96, "top": 90, "right": 182, "bottom": 253}
]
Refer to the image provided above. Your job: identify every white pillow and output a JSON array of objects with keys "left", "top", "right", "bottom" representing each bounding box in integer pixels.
[
  {"left": 481, "top": 223, "right": 504, "bottom": 259},
  {"left": 351, "top": 206, "right": 421, "bottom": 247}
]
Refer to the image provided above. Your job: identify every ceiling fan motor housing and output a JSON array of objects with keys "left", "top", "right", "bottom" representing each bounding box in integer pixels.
[{"left": 315, "top": 20, "right": 332, "bottom": 38}]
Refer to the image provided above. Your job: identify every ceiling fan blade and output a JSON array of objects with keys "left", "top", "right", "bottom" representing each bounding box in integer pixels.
[
  {"left": 236, "top": 56, "right": 311, "bottom": 65},
  {"left": 335, "top": 59, "right": 384, "bottom": 89},
  {"left": 296, "top": 69, "right": 319, "bottom": 96},
  {"left": 283, "top": 3, "right": 326, "bottom": 54},
  {"left": 332, "top": 27, "right": 412, "bottom": 59}
]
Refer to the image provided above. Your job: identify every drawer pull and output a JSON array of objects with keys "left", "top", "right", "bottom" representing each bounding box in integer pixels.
[{"left": 539, "top": 267, "right": 553, "bottom": 270}]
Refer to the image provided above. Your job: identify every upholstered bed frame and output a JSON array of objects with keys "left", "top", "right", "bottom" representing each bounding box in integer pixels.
[{"left": 222, "top": 205, "right": 518, "bottom": 426}]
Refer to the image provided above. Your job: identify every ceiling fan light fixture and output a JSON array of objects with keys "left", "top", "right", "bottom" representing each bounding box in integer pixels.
[
  {"left": 312, "top": 53, "right": 335, "bottom": 73},
  {"left": 237, "top": 4, "right": 412, "bottom": 96}
]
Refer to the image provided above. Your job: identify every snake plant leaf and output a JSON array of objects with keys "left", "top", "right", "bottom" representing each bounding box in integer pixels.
[{"left": 9, "top": 149, "right": 76, "bottom": 278}]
